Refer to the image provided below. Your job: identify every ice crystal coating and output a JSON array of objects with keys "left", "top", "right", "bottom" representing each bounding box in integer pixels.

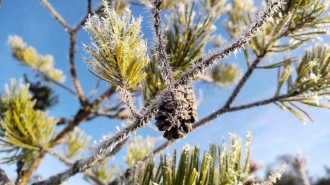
[{"left": 155, "top": 87, "right": 197, "bottom": 140}]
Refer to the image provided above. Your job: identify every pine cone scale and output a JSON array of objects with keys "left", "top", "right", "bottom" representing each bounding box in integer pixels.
[{"left": 155, "top": 87, "right": 197, "bottom": 140}]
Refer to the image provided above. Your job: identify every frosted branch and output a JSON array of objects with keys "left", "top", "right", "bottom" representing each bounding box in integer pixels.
[
  {"left": 32, "top": 100, "right": 159, "bottom": 185},
  {"left": 31, "top": 1, "right": 285, "bottom": 184},
  {"left": 39, "top": 0, "right": 72, "bottom": 32},
  {"left": 142, "top": 93, "right": 290, "bottom": 161},
  {"left": 150, "top": 0, "right": 175, "bottom": 88},
  {"left": 117, "top": 86, "right": 142, "bottom": 118},
  {"left": 255, "top": 163, "right": 288, "bottom": 185},
  {"left": 176, "top": 0, "right": 283, "bottom": 86},
  {"left": 42, "top": 147, "right": 106, "bottom": 185}
]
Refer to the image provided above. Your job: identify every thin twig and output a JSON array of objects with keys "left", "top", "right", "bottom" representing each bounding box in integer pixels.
[
  {"left": 87, "top": 0, "right": 92, "bottom": 14},
  {"left": 53, "top": 86, "right": 117, "bottom": 145},
  {"left": 88, "top": 79, "right": 101, "bottom": 99},
  {"left": 31, "top": 68, "right": 77, "bottom": 96},
  {"left": 69, "top": 33, "right": 86, "bottom": 104},
  {"left": 72, "top": 0, "right": 110, "bottom": 32},
  {"left": 142, "top": 93, "right": 291, "bottom": 162},
  {"left": 86, "top": 108, "right": 130, "bottom": 121},
  {"left": 118, "top": 86, "right": 142, "bottom": 118},
  {"left": 223, "top": 55, "right": 264, "bottom": 109},
  {"left": 39, "top": 0, "right": 72, "bottom": 32},
  {"left": 192, "top": 94, "right": 290, "bottom": 130},
  {"left": 94, "top": 85, "right": 118, "bottom": 105},
  {"left": 106, "top": 103, "right": 123, "bottom": 112},
  {"left": 176, "top": 0, "right": 283, "bottom": 86},
  {"left": 22, "top": 1, "right": 120, "bottom": 184},
  {"left": 73, "top": 0, "right": 93, "bottom": 32},
  {"left": 56, "top": 118, "right": 71, "bottom": 125}
]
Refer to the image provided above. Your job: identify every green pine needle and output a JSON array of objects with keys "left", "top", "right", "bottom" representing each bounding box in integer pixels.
[{"left": 84, "top": 1, "right": 149, "bottom": 89}]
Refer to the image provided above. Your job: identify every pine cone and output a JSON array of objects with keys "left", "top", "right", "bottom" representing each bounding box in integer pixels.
[{"left": 155, "top": 87, "right": 197, "bottom": 140}]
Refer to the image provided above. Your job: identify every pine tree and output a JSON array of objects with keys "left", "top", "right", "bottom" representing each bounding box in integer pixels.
[{"left": 0, "top": 0, "right": 330, "bottom": 184}]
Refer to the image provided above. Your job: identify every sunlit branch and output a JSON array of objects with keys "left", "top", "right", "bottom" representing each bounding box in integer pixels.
[
  {"left": 39, "top": 0, "right": 72, "bottom": 32},
  {"left": 176, "top": 0, "right": 283, "bottom": 86},
  {"left": 32, "top": 98, "right": 159, "bottom": 185},
  {"left": 31, "top": 1, "right": 284, "bottom": 184},
  {"left": 42, "top": 147, "right": 106, "bottom": 185},
  {"left": 150, "top": 0, "right": 175, "bottom": 88},
  {"left": 138, "top": 93, "right": 291, "bottom": 166}
]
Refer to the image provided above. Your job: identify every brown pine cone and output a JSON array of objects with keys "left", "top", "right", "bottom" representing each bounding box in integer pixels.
[{"left": 155, "top": 86, "right": 197, "bottom": 140}]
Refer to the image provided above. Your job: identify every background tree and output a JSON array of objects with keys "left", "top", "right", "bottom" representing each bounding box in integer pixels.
[{"left": 0, "top": 0, "right": 330, "bottom": 184}]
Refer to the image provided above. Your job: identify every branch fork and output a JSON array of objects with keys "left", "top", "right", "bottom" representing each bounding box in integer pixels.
[{"left": 31, "top": 0, "right": 285, "bottom": 184}]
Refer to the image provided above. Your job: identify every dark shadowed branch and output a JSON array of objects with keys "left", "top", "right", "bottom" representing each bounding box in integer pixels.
[
  {"left": 0, "top": 168, "right": 14, "bottom": 185},
  {"left": 87, "top": 0, "right": 92, "bottom": 14}
]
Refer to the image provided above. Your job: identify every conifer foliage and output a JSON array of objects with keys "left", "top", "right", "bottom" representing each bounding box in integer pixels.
[{"left": 0, "top": 0, "right": 330, "bottom": 184}]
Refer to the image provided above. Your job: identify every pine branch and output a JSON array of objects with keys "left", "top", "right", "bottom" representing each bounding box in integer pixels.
[
  {"left": 176, "top": 0, "right": 283, "bottom": 86},
  {"left": 73, "top": 0, "right": 117, "bottom": 32},
  {"left": 29, "top": 72, "right": 76, "bottom": 96},
  {"left": 151, "top": 0, "right": 175, "bottom": 88},
  {"left": 28, "top": 2, "right": 284, "bottom": 184},
  {"left": 222, "top": 55, "right": 265, "bottom": 109},
  {"left": 192, "top": 94, "right": 290, "bottom": 130},
  {"left": 53, "top": 86, "right": 117, "bottom": 144},
  {"left": 148, "top": 93, "right": 291, "bottom": 158},
  {"left": 42, "top": 147, "right": 106, "bottom": 185},
  {"left": 73, "top": 3, "right": 103, "bottom": 32},
  {"left": 69, "top": 33, "right": 87, "bottom": 104},
  {"left": 117, "top": 86, "right": 142, "bottom": 118},
  {"left": 39, "top": 0, "right": 72, "bottom": 32},
  {"left": 32, "top": 100, "right": 158, "bottom": 185},
  {"left": 19, "top": 86, "right": 117, "bottom": 185},
  {"left": 40, "top": 0, "right": 86, "bottom": 103},
  {"left": 12, "top": 1, "right": 121, "bottom": 184},
  {"left": 116, "top": 93, "right": 292, "bottom": 179},
  {"left": 87, "top": 109, "right": 130, "bottom": 121},
  {"left": 92, "top": 138, "right": 128, "bottom": 167},
  {"left": 87, "top": 0, "right": 92, "bottom": 14}
]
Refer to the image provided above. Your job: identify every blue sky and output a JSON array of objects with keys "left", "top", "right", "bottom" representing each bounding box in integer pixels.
[{"left": 0, "top": 0, "right": 330, "bottom": 184}]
